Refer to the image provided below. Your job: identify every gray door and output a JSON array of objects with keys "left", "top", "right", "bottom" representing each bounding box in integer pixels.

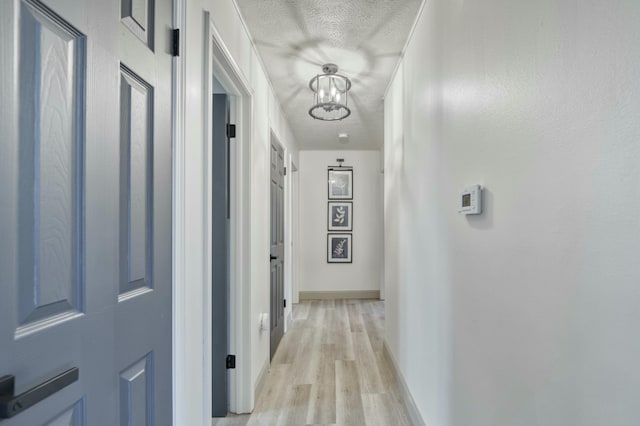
[
  {"left": 211, "top": 94, "right": 229, "bottom": 417},
  {"left": 0, "top": 0, "right": 173, "bottom": 424},
  {"left": 269, "top": 142, "right": 285, "bottom": 360}
]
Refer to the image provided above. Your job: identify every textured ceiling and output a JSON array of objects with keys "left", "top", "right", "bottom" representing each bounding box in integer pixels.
[{"left": 236, "top": 0, "right": 422, "bottom": 150}]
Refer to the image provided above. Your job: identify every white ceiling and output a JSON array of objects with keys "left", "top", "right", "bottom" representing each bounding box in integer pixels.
[{"left": 236, "top": 0, "right": 422, "bottom": 150}]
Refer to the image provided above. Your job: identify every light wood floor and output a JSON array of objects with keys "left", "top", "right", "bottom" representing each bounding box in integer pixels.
[{"left": 212, "top": 299, "right": 412, "bottom": 426}]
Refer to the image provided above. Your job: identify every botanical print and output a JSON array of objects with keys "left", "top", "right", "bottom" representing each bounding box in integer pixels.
[
  {"left": 334, "top": 207, "right": 346, "bottom": 224},
  {"left": 330, "top": 174, "right": 349, "bottom": 196},
  {"left": 328, "top": 169, "right": 353, "bottom": 199},
  {"left": 332, "top": 238, "right": 348, "bottom": 258},
  {"left": 327, "top": 233, "right": 352, "bottom": 263},
  {"left": 328, "top": 202, "right": 352, "bottom": 231}
]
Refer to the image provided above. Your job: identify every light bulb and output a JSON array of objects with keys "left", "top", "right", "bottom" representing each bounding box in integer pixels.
[
  {"left": 336, "top": 93, "right": 341, "bottom": 103},
  {"left": 319, "top": 89, "right": 325, "bottom": 100},
  {"left": 331, "top": 86, "right": 337, "bottom": 97}
]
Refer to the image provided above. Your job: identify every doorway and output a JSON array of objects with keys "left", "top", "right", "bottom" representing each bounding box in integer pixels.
[
  {"left": 270, "top": 136, "right": 286, "bottom": 359},
  {"left": 203, "top": 14, "right": 254, "bottom": 416},
  {"left": 211, "top": 81, "right": 231, "bottom": 417}
]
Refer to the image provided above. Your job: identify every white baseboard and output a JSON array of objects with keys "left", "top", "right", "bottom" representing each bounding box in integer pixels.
[
  {"left": 383, "top": 340, "right": 426, "bottom": 426},
  {"left": 254, "top": 358, "right": 270, "bottom": 407},
  {"left": 299, "top": 290, "right": 380, "bottom": 300},
  {"left": 285, "top": 310, "right": 293, "bottom": 331}
]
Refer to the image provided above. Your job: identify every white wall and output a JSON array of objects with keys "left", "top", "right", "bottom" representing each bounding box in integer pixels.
[
  {"left": 384, "top": 1, "right": 640, "bottom": 425},
  {"left": 299, "top": 150, "right": 383, "bottom": 294},
  {"left": 179, "top": 1, "right": 299, "bottom": 424}
]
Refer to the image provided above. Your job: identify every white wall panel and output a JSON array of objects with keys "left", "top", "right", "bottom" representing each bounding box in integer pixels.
[
  {"left": 299, "top": 150, "right": 382, "bottom": 293},
  {"left": 384, "top": 0, "right": 640, "bottom": 425},
  {"left": 181, "top": 1, "right": 299, "bottom": 423}
]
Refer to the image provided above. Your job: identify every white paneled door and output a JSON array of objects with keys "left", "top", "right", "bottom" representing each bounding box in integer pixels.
[{"left": 0, "top": 0, "right": 173, "bottom": 424}]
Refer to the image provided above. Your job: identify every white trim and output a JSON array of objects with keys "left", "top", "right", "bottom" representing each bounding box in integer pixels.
[
  {"left": 204, "top": 13, "right": 254, "bottom": 415},
  {"left": 291, "top": 163, "right": 300, "bottom": 304},
  {"left": 383, "top": 340, "right": 426, "bottom": 426},
  {"left": 299, "top": 290, "right": 381, "bottom": 300},
  {"left": 253, "top": 358, "right": 270, "bottom": 406},
  {"left": 172, "top": 0, "right": 186, "bottom": 424},
  {"left": 382, "top": 0, "right": 428, "bottom": 99}
]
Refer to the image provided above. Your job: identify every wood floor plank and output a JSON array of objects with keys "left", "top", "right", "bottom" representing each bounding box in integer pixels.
[
  {"left": 306, "top": 344, "right": 337, "bottom": 425},
  {"left": 352, "top": 331, "right": 385, "bottom": 394},
  {"left": 362, "top": 393, "right": 411, "bottom": 426},
  {"left": 226, "top": 300, "right": 412, "bottom": 426},
  {"left": 248, "top": 364, "right": 290, "bottom": 426},
  {"left": 293, "top": 301, "right": 311, "bottom": 321},
  {"left": 321, "top": 307, "right": 337, "bottom": 345},
  {"left": 347, "top": 303, "right": 365, "bottom": 332},
  {"left": 276, "top": 384, "right": 311, "bottom": 426},
  {"left": 336, "top": 359, "right": 366, "bottom": 425},
  {"left": 362, "top": 312, "right": 383, "bottom": 353},
  {"left": 211, "top": 414, "right": 250, "bottom": 426}
]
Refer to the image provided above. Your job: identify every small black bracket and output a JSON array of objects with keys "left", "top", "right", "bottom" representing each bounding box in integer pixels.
[
  {"left": 284, "top": 167, "right": 287, "bottom": 176},
  {"left": 227, "top": 124, "right": 236, "bottom": 139},
  {"left": 171, "top": 28, "right": 180, "bottom": 57},
  {"left": 283, "top": 299, "right": 287, "bottom": 308},
  {"left": 226, "top": 355, "right": 236, "bottom": 369}
]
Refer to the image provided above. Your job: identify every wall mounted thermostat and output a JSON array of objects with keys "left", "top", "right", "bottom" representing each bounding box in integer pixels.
[{"left": 458, "top": 185, "right": 482, "bottom": 215}]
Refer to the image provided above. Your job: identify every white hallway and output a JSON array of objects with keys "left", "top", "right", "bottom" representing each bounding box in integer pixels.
[
  {"left": 1, "top": 0, "right": 639, "bottom": 425},
  {"left": 189, "top": 1, "right": 640, "bottom": 424}
]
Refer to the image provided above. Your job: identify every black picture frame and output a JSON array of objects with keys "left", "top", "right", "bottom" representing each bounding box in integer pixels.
[
  {"left": 327, "top": 168, "right": 353, "bottom": 200},
  {"left": 327, "top": 201, "right": 353, "bottom": 231},
  {"left": 327, "top": 233, "right": 352, "bottom": 263}
]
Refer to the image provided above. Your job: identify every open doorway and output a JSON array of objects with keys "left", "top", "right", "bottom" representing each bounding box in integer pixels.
[
  {"left": 269, "top": 134, "right": 285, "bottom": 359},
  {"left": 204, "top": 14, "right": 253, "bottom": 416},
  {"left": 211, "top": 79, "right": 231, "bottom": 416}
]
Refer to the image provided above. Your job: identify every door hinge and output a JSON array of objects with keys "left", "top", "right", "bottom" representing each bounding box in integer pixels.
[
  {"left": 283, "top": 299, "right": 287, "bottom": 308},
  {"left": 284, "top": 167, "right": 287, "bottom": 176},
  {"left": 226, "top": 355, "right": 236, "bottom": 369},
  {"left": 227, "top": 124, "right": 236, "bottom": 138},
  {"left": 171, "top": 29, "right": 180, "bottom": 57}
]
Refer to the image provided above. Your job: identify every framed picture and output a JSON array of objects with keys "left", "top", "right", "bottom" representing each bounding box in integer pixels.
[
  {"left": 327, "top": 233, "right": 352, "bottom": 263},
  {"left": 328, "top": 201, "right": 353, "bottom": 231},
  {"left": 328, "top": 168, "right": 353, "bottom": 200}
]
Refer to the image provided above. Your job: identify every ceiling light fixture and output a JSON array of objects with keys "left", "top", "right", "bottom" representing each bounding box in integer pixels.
[{"left": 308, "top": 63, "right": 351, "bottom": 121}]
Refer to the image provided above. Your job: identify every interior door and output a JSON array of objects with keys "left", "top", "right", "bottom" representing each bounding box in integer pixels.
[
  {"left": 269, "top": 141, "right": 285, "bottom": 360},
  {"left": 211, "top": 93, "right": 230, "bottom": 417},
  {"left": 0, "top": 0, "right": 173, "bottom": 424}
]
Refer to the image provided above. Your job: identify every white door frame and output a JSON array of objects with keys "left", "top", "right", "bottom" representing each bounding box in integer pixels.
[
  {"left": 203, "top": 12, "right": 254, "bottom": 415},
  {"left": 173, "top": 3, "right": 254, "bottom": 422},
  {"left": 172, "top": 1, "right": 186, "bottom": 424}
]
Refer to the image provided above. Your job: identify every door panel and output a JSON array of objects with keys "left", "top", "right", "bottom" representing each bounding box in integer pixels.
[
  {"left": 270, "top": 141, "right": 285, "bottom": 359},
  {"left": 15, "top": 0, "right": 85, "bottom": 336},
  {"left": 211, "top": 94, "right": 230, "bottom": 416},
  {"left": 119, "top": 65, "right": 154, "bottom": 297},
  {"left": 0, "top": 0, "right": 172, "bottom": 424},
  {"left": 119, "top": 353, "right": 153, "bottom": 425},
  {"left": 121, "top": 0, "right": 154, "bottom": 48},
  {"left": 46, "top": 400, "right": 84, "bottom": 426}
]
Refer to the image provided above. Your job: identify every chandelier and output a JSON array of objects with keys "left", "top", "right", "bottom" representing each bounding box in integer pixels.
[{"left": 308, "top": 63, "right": 351, "bottom": 121}]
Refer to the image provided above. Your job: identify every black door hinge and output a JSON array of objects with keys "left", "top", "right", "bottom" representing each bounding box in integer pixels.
[
  {"left": 227, "top": 124, "right": 236, "bottom": 138},
  {"left": 284, "top": 167, "right": 287, "bottom": 176},
  {"left": 283, "top": 299, "right": 287, "bottom": 308},
  {"left": 226, "top": 355, "right": 236, "bottom": 369},
  {"left": 171, "top": 29, "right": 180, "bottom": 57}
]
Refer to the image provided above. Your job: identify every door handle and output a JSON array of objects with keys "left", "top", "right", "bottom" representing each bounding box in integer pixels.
[
  {"left": 0, "top": 368, "right": 79, "bottom": 419},
  {"left": 270, "top": 255, "right": 278, "bottom": 261}
]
